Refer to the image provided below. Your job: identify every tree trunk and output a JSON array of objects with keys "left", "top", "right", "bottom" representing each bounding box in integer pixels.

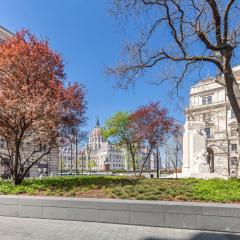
[
  {"left": 13, "top": 156, "right": 20, "bottom": 185},
  {"left": 236, "top": 159, "right": 239, "bottom": 178},
  {"left": 13, "top": 175, "right": 23, "bottom": 185},
  {"left": 129, "top": 146, "right": 136, "bottom": 176},
  {"left": 138, "top": 147, "right": 153, "bottom": 178},
  {"left": 223, "top": 57, "right": 240, "bottom": 124},
  {"left": 224, "top": 63, "right": 240, "bottom": 178},
  {"left": 131, "top": 154, "right": 136, "bottom": 176},
  {"left": 175, "top": 141, "right": 178, "bottom": 179},
  {"left": 236, "top": 124, "right": 240, "bottom": 178},
  {"left": 156, "top": 147, "right": 159, "bottom": 178},
  {"left": 225, "top": 91, "right": 231, "bottom": 177}
]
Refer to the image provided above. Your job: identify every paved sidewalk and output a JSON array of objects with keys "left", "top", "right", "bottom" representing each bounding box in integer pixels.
[{"left": 0, "top": 216, "right": 239, "bottom": 240}]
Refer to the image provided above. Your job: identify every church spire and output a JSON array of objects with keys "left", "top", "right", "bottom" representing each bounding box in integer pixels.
[{"left": 96, "top": 116, "right": 100, "bottom": 127}]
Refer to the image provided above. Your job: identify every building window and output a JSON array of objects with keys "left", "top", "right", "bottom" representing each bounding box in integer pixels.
[
  {"left": 202, "top": 113, "right": 206, "bottom": 121},
  {"left": 231, "top": 144, "right": 237, "bottom": 152},
  {"left": 205, "top": 127, "right": 211, "bottom": 138},
  {"left": 231, "top": 126, "right": 238, "bottom": 136},
  {"left": 203, "top": 113, "right": 212, "bottom": 122},
  {"left": 207, "top": 96, "right": 212, "bottom": 104},
  {"left": 202, "top": 96, "right": 212, "bottom": 105},
  {"left": 0, "top": 139, "right": 5, "bottom": 148},
  {"left": 231, "top": 109, "right": 235, "bottom": 119},
  {"left": 231, "top": 157, "right": 237, "bottom": 165}
]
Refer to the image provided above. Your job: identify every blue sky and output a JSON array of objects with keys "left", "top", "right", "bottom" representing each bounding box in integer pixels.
[{"left": 0, "top": 0, "right": 216, "bottom": 132}]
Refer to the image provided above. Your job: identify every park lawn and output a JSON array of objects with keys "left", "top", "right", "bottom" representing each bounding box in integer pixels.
[{"left": 0, "top": 176, "right": 239, "bottom": 203}]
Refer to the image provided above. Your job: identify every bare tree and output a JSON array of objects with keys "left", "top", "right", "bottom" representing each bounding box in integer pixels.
[
  {"left": 72, "top": 129, "right": 88, "bottom": 175},
  {"left": 165, "top": 125, "right": 183, "bottom": 178},
  {"left": 108, "top": 0, "right": 240, "bottom": 124}
]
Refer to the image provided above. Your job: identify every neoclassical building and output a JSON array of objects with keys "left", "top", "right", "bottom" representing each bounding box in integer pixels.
[
  {"left": 86, "top": 119, "right": 127, "bottom": 171},
  {"left": 0, "top": 26, "right": 12, "bottom": 40},
  {"left": 62, "top": 119, "right": 158, "bottom": 172},
  {"left": 183, "top": 65, "right": 240, "bottom": 178},
  {"left": 59, "top": 144, "right": 86, "bottom": 173}
]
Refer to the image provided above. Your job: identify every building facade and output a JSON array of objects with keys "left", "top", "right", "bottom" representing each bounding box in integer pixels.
[
  {"left": 59, "top": 144, "right": 86, "bottom": 173},
  {"left": 58, "top": 120, "right": 127, "bottom": 173},
  {"left": 0, "top": 26, "right": 12, "bottom": 40},
  {"left": 183, "top": 65, "right": 240, "bottom": 178},
  {"left": 86, "top": 119, "right": 127, "bottom": 171},
  {"left": 0, "top": 138, "right": 59, "bottom": 178},
  {"left": 59, "top": 119, "right": 159, "bottom": 173},
  {"left": 86, "top": 119, "right": 160, "bottom": 172}
]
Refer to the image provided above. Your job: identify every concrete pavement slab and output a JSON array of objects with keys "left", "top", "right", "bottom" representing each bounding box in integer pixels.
[{"left": 0, "top": 216, "right": 239, "bottom": 240}]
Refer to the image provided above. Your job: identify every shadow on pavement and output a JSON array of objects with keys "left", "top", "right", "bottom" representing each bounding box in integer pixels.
[{"left": 143, "top": 232, "right": 240, "bottom": 240}]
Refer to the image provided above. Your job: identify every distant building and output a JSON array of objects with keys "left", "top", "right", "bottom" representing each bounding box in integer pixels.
[
  {"left": 59, "top": 144, "right": 86, "bottom": 173},
  {"left": 86, "top": 118, "right": 126, "bottom": 171},
  {"left": 183, "top": 65, "right": 240, "bottom": 178},
  {"left": 0, "top": 25, "right": 12, "bottom": 40},
  {"left": 0, "top": 138, "right": 59, "bottom": 179},
  {"left": 60, "top": 118, "right": 159, "bottom": 172}
]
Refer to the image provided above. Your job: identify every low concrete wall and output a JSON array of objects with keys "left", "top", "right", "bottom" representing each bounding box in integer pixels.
[{"left": 0, "top": 195, "right": 239, "bottom": 232}]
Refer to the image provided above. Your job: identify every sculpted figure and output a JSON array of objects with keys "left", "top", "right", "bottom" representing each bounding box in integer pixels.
[{"left": 194, "top": 149, "right": 207, "bottom": 166}]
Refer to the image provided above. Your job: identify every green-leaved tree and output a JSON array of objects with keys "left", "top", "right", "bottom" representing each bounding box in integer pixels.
[{"left": 102, "top": 112, "right": 141, "bottom": 175}]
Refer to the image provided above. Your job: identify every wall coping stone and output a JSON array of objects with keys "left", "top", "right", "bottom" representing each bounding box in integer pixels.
[{"left": 0, "top": 195, "right": 239, "bottom": 232}]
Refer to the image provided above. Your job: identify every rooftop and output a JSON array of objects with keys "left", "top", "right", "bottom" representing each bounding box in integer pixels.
[
  {"left": 0, "top": 26, "right": 13, "bottom": 40},
  {"left": 195, "top": 65, "right": 240, "bottom": 87}
]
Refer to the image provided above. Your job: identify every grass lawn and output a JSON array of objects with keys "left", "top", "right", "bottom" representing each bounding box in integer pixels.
[{"left": 0, "top": 176, "right": 239, "bottom": 203}]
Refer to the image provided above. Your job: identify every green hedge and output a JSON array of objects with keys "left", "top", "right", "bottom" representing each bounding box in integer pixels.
[{"left": 0, "top": 176, "right": 239, "bottom": 203}]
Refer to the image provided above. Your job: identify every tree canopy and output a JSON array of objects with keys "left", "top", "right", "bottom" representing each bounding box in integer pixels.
[
  {"left": 108, "top": 0, "right": 240, "bottom": 124},
  {"left": 102, "top": 112, "right": 140, "bottom": 173},
  {"left": 103, "top": 103, "right": 178, "bottom": 175},
  {"left": 130, "top": 101, "right": 177, "bottom": 176},
  {"left": 0, "top": 30, "right": 87, "bottom": 184}
]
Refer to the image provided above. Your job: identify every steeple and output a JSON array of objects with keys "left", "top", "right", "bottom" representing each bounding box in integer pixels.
[{"left": 96, "top": 116, "right": 100, "bottom": 127}]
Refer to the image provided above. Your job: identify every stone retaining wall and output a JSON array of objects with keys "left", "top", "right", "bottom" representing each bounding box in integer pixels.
[{"left": 0, "top": 195, "right": 239, "bottom": 232}]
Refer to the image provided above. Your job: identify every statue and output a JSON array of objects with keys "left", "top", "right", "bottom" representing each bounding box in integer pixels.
[
  {"left": 183, "top": 120, "right": 209, "bottom": 175},
  {"left": 193, "top": 128, "right": 207, "bottom": 137},
  {"left": 193, "top": 149, "right": 208, "bottom": 166}
]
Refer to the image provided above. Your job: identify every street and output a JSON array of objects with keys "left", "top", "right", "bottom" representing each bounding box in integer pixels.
[{"left": 0, "top": 216, "right": 239, "bottom": 240}]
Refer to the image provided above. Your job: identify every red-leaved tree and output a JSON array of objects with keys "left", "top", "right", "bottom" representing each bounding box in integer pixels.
[
  {"left": 130, "top": 102, "right": 177, "bottom": 177},
  {"left": 0, "top": 30, "right": 86, "bottom": 185}
]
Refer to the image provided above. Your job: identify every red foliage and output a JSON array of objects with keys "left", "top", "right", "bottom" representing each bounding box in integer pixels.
[
  {"left": 129, "top": 102, "right": 176, "bottom": 176},
  {"left": 0, "top": 30, "right": 86, "bottom": 184},
  {"left": 130, "top": 102, "right": 175, "bottom": 147}
]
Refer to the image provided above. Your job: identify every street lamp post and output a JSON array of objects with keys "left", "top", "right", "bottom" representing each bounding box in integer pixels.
[
  {"left": 75, "top": 132, "right": 78, "bottom": 175},
  {"left": 61, "top": 148, "right": 63, "bottom": 174},
  {"left": 70, "top": 142, "right": 73, "bottom": 174},
  {"left": 81, "top": 151, "right": 84, "bottom": 175},
  {"left": 87, "top": 144, "right": 92, "bottom": 173},
  {"left": 159, "top": 152, "right": 162, "bottom": 177},
  {"left": 48, "top": 152, "right": 51, "bottom": 176},
  {"left": 156, "top": 147, "right": 159, "bottom": 179},
  {"left": 104, "top": 157, "right": 109, "bottom": 175}
]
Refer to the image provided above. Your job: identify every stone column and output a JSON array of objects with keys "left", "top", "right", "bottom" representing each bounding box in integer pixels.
[{"left": 182, "top": 121, "right": 207, "bottom": 175}]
